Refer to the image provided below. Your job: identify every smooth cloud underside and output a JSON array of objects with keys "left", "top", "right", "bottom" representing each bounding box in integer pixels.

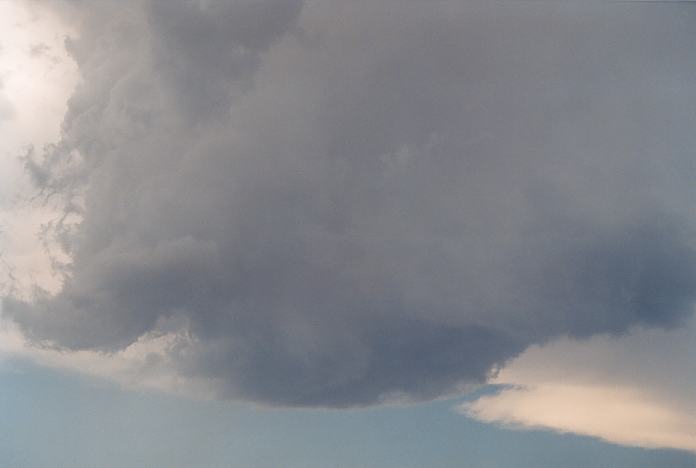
[{"left": 5, "top": 0, "right": 696, "bottom": 407}]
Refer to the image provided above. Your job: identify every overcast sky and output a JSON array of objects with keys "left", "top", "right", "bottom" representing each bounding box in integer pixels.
[{"left": 1, "top": 0, "right": 696, "bottom": 466}]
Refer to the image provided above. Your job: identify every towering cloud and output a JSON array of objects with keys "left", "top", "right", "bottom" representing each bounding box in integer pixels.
[{"left": 5, "top": 0, "right": 696, "bottom": 407}]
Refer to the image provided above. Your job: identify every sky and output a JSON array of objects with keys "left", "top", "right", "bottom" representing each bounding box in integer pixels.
[{"left": 1, "top": 0, "right": 696, "bottom": 466}]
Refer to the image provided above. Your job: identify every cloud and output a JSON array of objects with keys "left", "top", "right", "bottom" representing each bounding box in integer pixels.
[
  {"left": 4, "top": 0, "right": 696, "bottom": 407},
  {"left": 460, "top": 314, "right": 696, "bottom": 453},
  {"left": 0, "top": 0, "right": 79, "bottom": 299},
  {"left": 0, "top": 309, "right": 216, "bottom": 399},
  {"left": 0, "top": 83, "right": 14, "bottom": 122}
]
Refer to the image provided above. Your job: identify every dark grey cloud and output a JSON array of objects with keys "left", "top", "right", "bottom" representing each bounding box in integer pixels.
[
  {"left": 147, "top": 0, "right": 303, "bottom": 119},
  {"left": 7, "top": 0, "right": 696, "bottom": 406}
]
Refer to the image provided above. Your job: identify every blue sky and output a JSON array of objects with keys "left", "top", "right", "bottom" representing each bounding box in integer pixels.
[{"left": 2, "top": 358, "right": 695, "bottom": 468}]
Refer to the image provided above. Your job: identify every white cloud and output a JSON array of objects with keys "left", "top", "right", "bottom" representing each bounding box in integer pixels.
[
  {"left": 0, "top": 0, "right": 77, "bottom": 155},
  {"left": 460, "top": 315, "right": 696, "bottom": 453},
  {"left": 0, "top": 0, "right": 78, "bottom": 296}
]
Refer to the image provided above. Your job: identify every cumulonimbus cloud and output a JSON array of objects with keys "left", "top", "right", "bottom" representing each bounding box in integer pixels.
[{"left": 4, "top": 0, "right": 696, "bottom": 407}]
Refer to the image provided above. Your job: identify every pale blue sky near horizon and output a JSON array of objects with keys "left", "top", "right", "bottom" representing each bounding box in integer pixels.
[{"left": 1, "top": 359, "right": 694, "bottom": 468}]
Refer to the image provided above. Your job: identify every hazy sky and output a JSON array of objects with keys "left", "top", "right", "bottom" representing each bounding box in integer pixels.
[{"left": 1, "top": 0, "right": 696, "bottom": 466}]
